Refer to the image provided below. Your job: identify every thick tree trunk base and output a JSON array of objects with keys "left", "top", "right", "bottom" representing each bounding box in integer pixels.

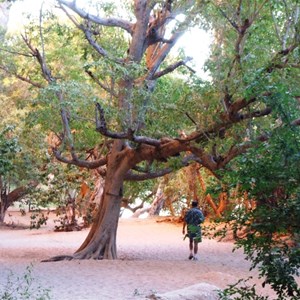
[{"left": 41, "top": 244, "right": 113, "bottom": 262}]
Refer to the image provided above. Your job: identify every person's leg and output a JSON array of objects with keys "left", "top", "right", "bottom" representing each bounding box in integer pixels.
[
  {"left": 193, "top": 241, "right": 198, "bottom": 259},
  {"left": 194, "top": 241, "right": 198, "bottom": 255},
  {"left": 188, "top": 238, "right": 193, "bottom": 259}
]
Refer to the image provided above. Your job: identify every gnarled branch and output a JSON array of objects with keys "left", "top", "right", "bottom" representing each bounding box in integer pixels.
[
  {"left": 95, "top": 102, "right": 161, "bottom": 146},
  {"left": 53, "top": 148, "right": 107, "bottom": 169},
  {"left": 125, "top": 154, "right": 202, "bottom": 181},
  {"left": 152, "top": 57, "right": 195, "bottom": 80},
  {"left": 58, "top": 0, "right": 133, "bottom": 34}
]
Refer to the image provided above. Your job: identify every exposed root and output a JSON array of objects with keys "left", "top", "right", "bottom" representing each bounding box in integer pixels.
[
  {"left": 155, "top": 216, "right": 182, "bottom": 223},
  {"left": 41, "top": 255, "right": 75, "bottom": 262},
  {"left": 41, "top": 253, "right": 106, "bottom": 262}
]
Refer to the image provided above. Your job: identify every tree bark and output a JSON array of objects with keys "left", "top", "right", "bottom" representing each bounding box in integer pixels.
[
  {"left": 0, "top": 195, "right": 8, "bottom": 223},
  {"left": 148, "top": 181, "right": 165, "bottom": 216},
  {"left": 216, "top": 189, "right": 228, "bottom": 216},
  {"left": 61, "top": 144, "right": 135, "bottom": 260},
  {"left": 196, "top": 169, "right": 222, "bottom": 218}
]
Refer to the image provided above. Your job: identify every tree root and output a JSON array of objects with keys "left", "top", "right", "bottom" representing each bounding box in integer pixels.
[
  {"left": 41, "top": 253, "right": 105, "bottom": 262},
  {"left": 41, "top": 255, "right": 75, "bottom": 262}
]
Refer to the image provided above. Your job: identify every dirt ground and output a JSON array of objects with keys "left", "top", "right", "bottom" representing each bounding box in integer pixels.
[{"left": 0, "top": 210, "right": 288, "bottom": 300}]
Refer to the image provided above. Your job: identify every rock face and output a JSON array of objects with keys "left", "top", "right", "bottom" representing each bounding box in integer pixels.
[
  {"left": 153, "top": 283, "right": 220, "bottom": 300},
  {"left": 0, "top": 2, "right": 10, "bottom": 30}
]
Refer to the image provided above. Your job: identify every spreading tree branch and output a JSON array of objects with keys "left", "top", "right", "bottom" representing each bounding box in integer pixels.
[
  {"left": 95, "top": 102, "right": 161, "bottom": 146},
  {"left": 58, "top": 0, "right": 133, "bottom": 34},
  {"left": 0, "top": 65, "right": 44, "bottom": 88},
  {"left": 124, "top": 154, "right": 202, "bottom": 181},
  {"left": 59, "top": 4, "right": 123, "bottom": 64},
  {"left": 85, "top": 69, "right": 118, "bottom": 97},
  {"left": 52, "top": 148, "right": 107, "bottom": 169},
  {"left": 145, "top": 31, "right": 184, "bottom": 79},
  {"left": 21, "top": 33, "right": 54, "bottom": 83},
  {"left": 151, "top": 57, "right": 195, "bottom": 79}
]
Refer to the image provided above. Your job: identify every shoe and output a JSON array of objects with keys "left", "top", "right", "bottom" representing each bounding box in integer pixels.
[
  {"left": 192, "top": 256, "right": 198, "bottom": 261},
  {"left": 188, "top": 254, "right": 193, "bottom": 260}
]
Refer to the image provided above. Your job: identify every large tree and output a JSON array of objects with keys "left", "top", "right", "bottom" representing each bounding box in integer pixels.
[{"left": 1, "top": 0, "right": 300, "bottom": 261}]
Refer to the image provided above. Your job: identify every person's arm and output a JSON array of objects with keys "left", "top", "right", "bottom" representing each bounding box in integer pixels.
[{"left": 182, "top": 221, "right": 186, "bottom": 235}]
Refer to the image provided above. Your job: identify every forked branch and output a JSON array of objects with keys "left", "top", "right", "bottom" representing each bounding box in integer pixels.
[
  {"left": 53, "top": 148, "right": 107, "bottom": 169},
  {"left": 95, "top": 102, "right": 161, "bottom": 146}
]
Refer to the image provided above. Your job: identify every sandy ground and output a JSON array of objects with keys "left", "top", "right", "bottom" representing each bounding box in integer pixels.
[{"left": 0, "top": 211, "right": 285, "bottom": 300}]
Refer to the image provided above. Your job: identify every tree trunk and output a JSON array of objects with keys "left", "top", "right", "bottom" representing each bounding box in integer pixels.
[
  {"left": 0, "top": 180, "right": 37, "bottom": 224},
  {"left": 0, "top": 177, "right": 7, "bottom": 223},
  {"left": 216, "top": 189, "right": 228, "bottom": 216},
  {"left": 148, "top": 181, "right": 165, "bottom": 216},
  {"left": 196, "top": 169, "right": 222, "bottom": 218},
  {"left": 56, "top": 144, "right": 134, "bottom": 260},
  {"left": 73, "top": 185, "right": 122, "bottom": 259},
  {"left": 0, "top": 195, "right": 8, "bottom": 223}
]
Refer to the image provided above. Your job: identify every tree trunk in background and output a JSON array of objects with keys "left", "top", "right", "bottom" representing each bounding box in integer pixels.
[
  {"left": 216, "top": 188, "right": 228, "bottom": 216},
  {"left": 148, "top": 181, "right": 165, "bottom": 216},
  {"left": 0, "top": 3, "right": 13, "bottom": 224},
  {"left": 0, "top": 179, "right": 37, "bottom": 223},
  {"left": 185, "top": 163, "right": 199, "bottom": 204},
  {"left": 165, "top": 197, "right": 176, "bottom": 216},
  {"left": 0, "top": 195, "right": 8, "bottom": 223},
  {"left": 197, "top": 169, "right": 222, "bottom": 218}
]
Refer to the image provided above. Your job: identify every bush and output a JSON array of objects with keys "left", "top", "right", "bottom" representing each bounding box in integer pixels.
[{"left": 0, "top": 264, "right": 51, "bottom": 300}]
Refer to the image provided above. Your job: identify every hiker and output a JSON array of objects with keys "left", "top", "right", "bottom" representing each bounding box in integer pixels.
[{"left": 182, "top": 200, "right": 205, "bottom": 261}]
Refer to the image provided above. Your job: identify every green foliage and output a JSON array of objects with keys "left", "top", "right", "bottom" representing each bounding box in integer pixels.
[
  {"left": 0, "top": 119, "right": 49, "bottom": 189},
  {"left": 27, "top": 81, "right": 101, "bottom": 150},
  {"left": 142, "top": 75, "right": 199, "bottom": 138},
  {"left": 27, "top": 160, "right": 94, "bottom": 230},
  {"left": 30, "top": 161, "right": 90, "bottom": 207},
  {"left": 0, "top": 125, "right": 20, "bottom": 174},
  {"left": 29, "top": 210, "right": 49, "bottom": 230},
  {"left": 0, "top": 264, "right": 51, "bottom": 300},
  {"left": 218, "top": 277, "right": 269, "bottom": 300},
  {"left": 218, "top": 123, "right": 300, "bottom": 298}
]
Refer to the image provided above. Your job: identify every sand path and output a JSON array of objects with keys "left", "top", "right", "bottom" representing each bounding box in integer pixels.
[{"left": 0, "top": 213, "right": 278, "bottom": 299}]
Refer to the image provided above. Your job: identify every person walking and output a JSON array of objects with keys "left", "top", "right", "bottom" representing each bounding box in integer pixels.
[{"left": 182, "top": 200, "right": 205, "bottom": 261}]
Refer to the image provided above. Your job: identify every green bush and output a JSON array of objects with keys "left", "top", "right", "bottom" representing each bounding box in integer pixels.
[{"left": 0, "top": 264, "right": 51, "bottom": 300}]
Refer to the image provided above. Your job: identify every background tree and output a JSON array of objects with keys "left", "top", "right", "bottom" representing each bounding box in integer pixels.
[
  {"left": 206, "top": 1, "right": 300, "bottom": 297},
  {"left": 0, "top": 125, "right": 39, "bottom": 223},
  {"left": 216, "top": 123, "right": 300, "bottom": 299}
]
